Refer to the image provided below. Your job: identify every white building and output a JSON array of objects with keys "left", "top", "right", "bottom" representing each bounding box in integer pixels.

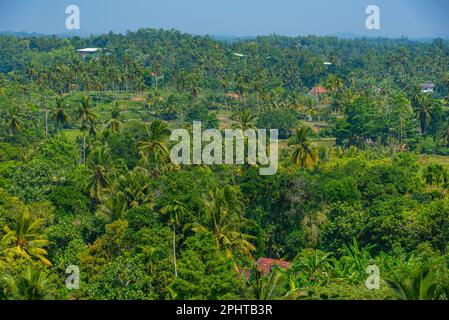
[
  {"left": 76, "top": 48, "right": 101, "bottom": 57},
  {"left": 420, "top": 81, "right": 435, "bottom": 93}
]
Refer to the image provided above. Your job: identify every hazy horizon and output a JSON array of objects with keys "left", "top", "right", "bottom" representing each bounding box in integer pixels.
[{"left": 0, "top": 0, "right": 448, "bottom": 39}]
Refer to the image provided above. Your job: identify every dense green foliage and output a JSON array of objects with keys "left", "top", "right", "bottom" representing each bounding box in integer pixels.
[{"left": 0, "top": 29, "right": 449, "bottom": 300}]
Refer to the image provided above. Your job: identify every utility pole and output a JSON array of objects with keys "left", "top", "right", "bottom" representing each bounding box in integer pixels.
[
  {"left": 42, "top": 109, "right": 49, "bottom": 136},
  {"left": 173, "top": 225, "right": 178, "bottom": 278},
  {"left": 152, "top": 73, "right": 164, "bottom": 91},
  {"left": 400, "top": 114, "right": 404, "bottom": 144}
]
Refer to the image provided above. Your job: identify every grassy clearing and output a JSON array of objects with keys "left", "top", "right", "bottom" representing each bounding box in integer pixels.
[
  {"left": 420, "top": 154, "right": 449, "bottom": 168},
  {"left": 65, "top": 90, "right": 149, "bottom": 122},
  {"left": 216, "top": 111, "right": 233, "bottom": 130},
  {"left": 313, "top": 138, "right": 336, "bottom": 148},
  {"left": 62, "top": 128, "right": 81, "bottom": 143},
  {"left": 278, "top": 138, "right": 336, "bottom": 151}
]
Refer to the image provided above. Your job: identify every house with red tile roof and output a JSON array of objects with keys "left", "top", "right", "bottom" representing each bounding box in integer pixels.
[
  {"left": 309, "top": 86, "right": 327, "bottom": 95},
  {"left": 239, "top": 258, "right": 291, "bottom": 278},
  {"left": 225, "top": 92, "right": 242, "bottom": 100},
  {"left": 256, "top": 258, "right": 291, "bottom": 275}
]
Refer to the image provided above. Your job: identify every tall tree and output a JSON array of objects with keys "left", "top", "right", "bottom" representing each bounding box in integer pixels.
[
  {"left": 231, "top": 109, "right": 257, "bottom": 130},
  {"left": 138, "top": 120, "right": 171, "bottom": 171},
  {"left": 105, "top": 102, "right": 122, "bottom": 133},
  {"left": 1, "top": 211, "right": 51, "bottom": 266},
  {"left": 290, "top": 126, "right": 318, "bottom": 169},
  {"left": 5, "top": 108, "right": 23, "bottom": 136},
  {"left": 413, "top": 94, "right": 435, "bottom": 135},
  {"left": 1, "top": 266, "right": 54, "bottom": 300},
  {"left": 52, "top": 97, "right": 70, "bottom": 131},
  {"left": 161, "top": 200, "right": 189, "bottom": 278},
  {"left": 77, "top": 96, "right": 98, "bottom": 163},
  {"left": 194, "top": 186, "right": 255, "bottom": 269},
  {"left": 86, "top": 145, "right": 112, "bottom": 207}
]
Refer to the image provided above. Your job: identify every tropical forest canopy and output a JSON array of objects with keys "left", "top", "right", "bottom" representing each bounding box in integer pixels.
[{"left": 0, "top": 28, "right": 449, "bottom": 300}]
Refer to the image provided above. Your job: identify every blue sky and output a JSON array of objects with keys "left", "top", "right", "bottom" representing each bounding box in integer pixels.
[{"left": 0, "top": 0, "right": 448, "bottom": 38}]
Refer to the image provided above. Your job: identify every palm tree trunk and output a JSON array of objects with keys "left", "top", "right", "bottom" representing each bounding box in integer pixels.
[
  {"left": 173, "top": 224, "right": 178, "bottom": 278},
  {"left": 45, "top": 111, "right": 48, "bottom": 136},
  {"left": 83, "top": 134, "right": 86, "bottom": 164}
]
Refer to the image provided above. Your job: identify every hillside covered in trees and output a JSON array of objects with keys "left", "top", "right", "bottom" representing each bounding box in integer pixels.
[{"left": 0, "top": 29, "right": 449, "bottom": 300}]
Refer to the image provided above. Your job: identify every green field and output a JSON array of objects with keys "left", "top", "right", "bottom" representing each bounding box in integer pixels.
[{"left": 420, "top": 154, "right": 449, "bottom": 168}]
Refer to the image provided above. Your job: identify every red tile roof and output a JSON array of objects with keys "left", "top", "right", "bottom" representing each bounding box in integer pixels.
[
  {"left": 310, "top": 86, "right": 327, "bottom": 95},
  {"left": 238, "top": 258, "right": 292, "bottom": 279},
  {"left": 225, "top": 92, "right": 242, "bottom": 100},
  {"left": 255, "top": 258, "right": 291, "bottom": 275}
]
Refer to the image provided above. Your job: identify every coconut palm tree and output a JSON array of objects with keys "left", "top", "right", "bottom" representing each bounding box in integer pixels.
[
  {"left": 442, "top": 125, "right": 449, "bottom": 146},
  {"left": 329, "top": 98, "right": 344, "bottom": 116},
  {"left": 1, "top": 266, "right": 54, "bottom": 300},
  {"left": 1, "top": 211, "right": 51, "bottom": 266},
  {"left": 413, "top": 94, "right": 435, "bottom": 135},
  {"left": 138, "top": 120, "right": 171, "bottom": 171},
  {"left": 324, "top": 74, "right": 344, "bottom": 92},
  {"left": 100, "top": 167, "right": 153, "bottom": 220},
  {"left": 5, "top": 108, "right": 23, "bottom": 136},
  {"left": 105, "top": 102, "right": 122, "bottom": 133},
  {"left": 77, "top": 96, "right": 98, "bottom": 129},
  {"left": 86, "top": 145, "right": 112, "bottom": 207},
  {"left": 317, "top": 145, "right": 331, "bottom": 163},
  {"left": 194, "top": 186, "right": 255, "bottom": 270},
  {"left": 0, "top": 231, "right": 14, "bottom": 255},
  {"left": 290, "top": 126, "right": 318, "bottom": 169},
  {"left": 328, "top": 89, "right": 355, "bottom": 117},
  {"left": 161, "top": 200, "right": 189, "bottom": 278},
  {"left": 231, "top": 109, "right": 257, "bottom": 130},
  {"left": 235, "top": 75, "right": 248, "bottom": 99},
  {"left": 160, "top": 95, "right": 179, "bottom": 120},
  {"left": 52, "top": 97, "right": 70, "bottom": 131},
  {"left": 77, "top": 96, "right": 98, "bottom": 163}
]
